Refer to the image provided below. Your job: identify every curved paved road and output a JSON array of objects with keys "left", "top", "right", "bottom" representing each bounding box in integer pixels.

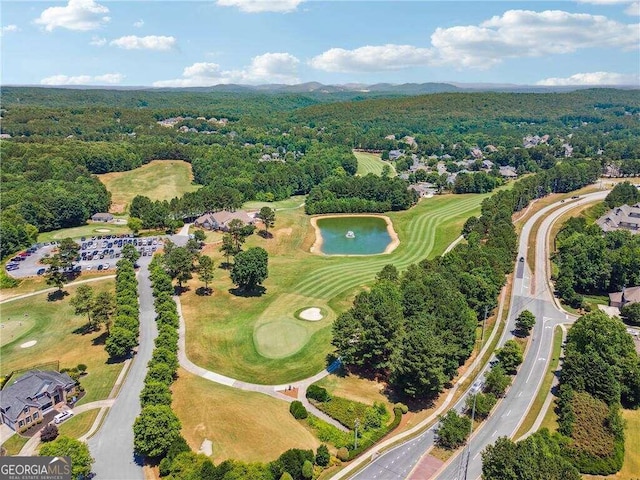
[
  {"left": 88, "top": 258, "right": 156, "bottom": 480},
  {"left": 344, "top": 191, "right": 608, "bottom": 480}
]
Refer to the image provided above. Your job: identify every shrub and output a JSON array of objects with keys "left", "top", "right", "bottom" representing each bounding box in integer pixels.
[
  {"left": 40, "top": 424, "right": 59, "bottom": 442},
  {"left": 336, "top": 447, "right": 349, "bottom": 461},
  {"left": 394, "top": 402, "right": 409, "bottom": 414},
  {"left": 145, "top": 361, "right": 176, "bottom": 385},
  {"left": 306, "top": 385, "right": 331, "bottom": 402},
  {"left": 315, "top": 396, "right": 370, "bottom": 430},
  {"left": 140, "top": 381, "right": 172, "bottom": 407},
  {"left": 302, "top": 460, "right": 313, "bottom": 479},
  {"left": 315, "top": 444, "right": 330, "bottom": 467},
  {"left": 436, "top": 410, "right": 471, "bottom": 449},
  {"left": 290, "top": 401, "right": 308, "bottom": 420},
  {"left": 76, "top": 364, "right": 87, "bottom": 373}
]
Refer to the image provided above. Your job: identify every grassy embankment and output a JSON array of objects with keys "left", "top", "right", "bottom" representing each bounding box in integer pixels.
[{"left": 97, "top": 159, "right": 200, "bottom": 213}]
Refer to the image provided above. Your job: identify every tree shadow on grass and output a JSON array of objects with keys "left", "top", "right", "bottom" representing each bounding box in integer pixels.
[
  {"left": 219, "top": 262, "right": 233, "bottom": 270},
  {"left": 173, "top": 285, "right": 190, "bottom": 296},
  {"left": 91, "top": 331, "right": 109, "bottom": 346},
  {"left": 196, "top": 287, "right": 213, "bottom": 296},
  {"left": 72, "top": 323, "right": 98, "bottom": 335},
  {"left": 258, "top": 230, "right": 273, "bottom": 239},
  {"left": 47, "top": 290, "right": 68, "bottom": 302},
  {"left": 228, "top": 286, "right": 266, "bottom": 298}
]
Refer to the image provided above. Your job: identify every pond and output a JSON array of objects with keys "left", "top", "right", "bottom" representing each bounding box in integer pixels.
[{"left": 314, "top": 216, "right": 395, "bottom": 255}]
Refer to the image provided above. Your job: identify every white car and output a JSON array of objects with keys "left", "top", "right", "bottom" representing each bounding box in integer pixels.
[{"left": 54, "top": 410, "right": 74, "bottom": 424}]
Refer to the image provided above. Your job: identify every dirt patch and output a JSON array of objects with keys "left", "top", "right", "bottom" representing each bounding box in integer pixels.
[{"left": 280, "top": 387, "right": 299, "bottom": 399}]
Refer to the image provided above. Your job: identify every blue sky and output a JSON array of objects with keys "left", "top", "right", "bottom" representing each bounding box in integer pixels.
[{"left": 1, "top": 0, "right": 639, "bottom": 87}]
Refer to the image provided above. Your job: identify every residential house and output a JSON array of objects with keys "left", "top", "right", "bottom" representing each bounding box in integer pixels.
[
  {"left": 388, "top": 150, "right": 404, "bottom": 161},
  {"left": 409, "top": 182, "right": 437, "bottom": 197},
  {"left": 0, "top": 370, "right": 76, "bottom": 431},
  {"left": 482, "top": 160, "right": 494, "bottom": 169},
  {"left": 596, "top": 203, "right": 640, "bottom": 234},
  {"left": 91, "top": 212, "right": 113, "bottom": 222},
  {"left": 499, "top": 166, "right": 518, "bottom": 179},
  {"left": 609, "top": 286, "right": 640, "bottom": 309},
  {"left": 194, "top": 210, "right": 255, "bottom": 231}
]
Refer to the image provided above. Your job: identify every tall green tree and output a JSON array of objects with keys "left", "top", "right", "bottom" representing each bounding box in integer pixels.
[
  {"left": 133, "top": 405, "right": 182, "bottom": 459},
  {"left": 257, "top": 207, "right": 276, "bottom": 237},
  {"left": 496, "top": 340, "right": 523, "bottom": 374},
  {"left": 515, "top": 310, "right": 536, "bottom": 336},
  {"left": 40, "top": 436, "right": 93, "bottom": 480},
  {"left": 164, "top": 246, "right": 195, "bottom": 288},
  {"left": 121, "top": 243, "right": 140, "bottom": 264},
  {"left": 70, "top": 284, "right": 94, "bottom": 326},
  {"left": 230, "top": 247, "right": 269, "bottom": 291},
  {"left": 219, "top": 233, "right": 238, "bottom": 268},
  {"left": 105, "top": 326, "right": 137, "bottom": 359},
  {"left": 198, "top": 255, "right": 215, "bottom": 294},
  {"left": 91, "top": 291, "right": 116, "bottom": 332},
  {"left": 436, "top": 410, "right": 471, "bottom": 449},
  {"left": 127, "top": 217, "right": 143, "bottom": 235}
]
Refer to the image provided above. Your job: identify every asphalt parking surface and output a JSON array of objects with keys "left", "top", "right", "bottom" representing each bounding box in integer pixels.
[{"left": 6, "top": 235, "right": 166, "bottom": 278}]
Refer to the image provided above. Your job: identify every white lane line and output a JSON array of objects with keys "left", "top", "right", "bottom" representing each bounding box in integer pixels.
[
  {"left": 492, "top": 430, "right": 497, "bottom": 437},
  {"left": 518, "top": 391, "right": 522, "bottom": 397},
  {"left": 473, "top": 452, "right": 481, "bottom": 460},
  {"left": 505, "top": 410, "right": 511, "bottom": 417}
]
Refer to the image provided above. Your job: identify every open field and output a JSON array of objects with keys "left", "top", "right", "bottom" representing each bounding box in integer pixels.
[
  {"left": 0, "top": 280, "right": 124, "bottom": 406},
  {"left": 57, "top": 410, "right": 99, "bottom": 439},
  {"left": 354, "top": 151, "right": 397, "bottom": 177},
  {"left": 0, "top": 272, "right": 114, "bottom": 302},
  {"left": 315, "top": 373, "right": 394, "bottom": 412},
  {"left": 171, "top": 368, "right": 320, "bottom": 463},
  {"left": 181, "top": 193, "right": 490, "bottom": 384},
  {"left": 97, "top": 160, "right": 200, "bottom": 213},
  {"left": 37, "top": 222, "right": 131, "bottom": 243}
]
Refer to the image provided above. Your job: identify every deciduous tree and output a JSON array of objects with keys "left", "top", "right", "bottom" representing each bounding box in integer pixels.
[
  {"left": 40, "top": 436, "right": 93, "bottom": 480},
  {"left": 230, "top": 247, "right": 269, "bottom": 291}
]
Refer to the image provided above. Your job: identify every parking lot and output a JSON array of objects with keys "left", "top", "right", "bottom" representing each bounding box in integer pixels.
[{"left": 5, "top": 234, "right": 166, "bottom": 279}]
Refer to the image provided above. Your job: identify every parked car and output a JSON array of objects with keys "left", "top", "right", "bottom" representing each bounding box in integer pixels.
[
  {"left": 54, "top": 410, "right": 74, "bottom": 424},
  {"left": 37, "top": 268, "right": 46, "bottom": 275}
]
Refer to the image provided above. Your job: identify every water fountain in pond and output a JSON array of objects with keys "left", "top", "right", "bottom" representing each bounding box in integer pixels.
[{"left": 345, "top": 230, "right": 356, "bottom": 239}]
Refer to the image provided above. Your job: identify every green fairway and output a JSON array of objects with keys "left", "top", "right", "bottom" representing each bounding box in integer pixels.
[
  {"left": 38, "top": 222, "right": 131, "bottom": 242},
  {"left": 182, "top": 193, "right": 488, "bottom": 384},
  {"left": 0, "top": 280, "right": 124, "bottom": 405},
  {"left": 97, "top": 160, "right": 200, "bottom": 213},
  {"left": 354, "top": 151, "right": 397, "bottom": 177}
]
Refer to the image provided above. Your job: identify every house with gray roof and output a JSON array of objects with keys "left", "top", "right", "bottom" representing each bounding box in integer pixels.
[
  {"left": 609, "top": 285, "right": 640, "bottom": 308},
  {"left": 596, "top": 203, "right": 640, "bottom": 234},
  {"left": 0, "top": 370, "right": 76, "bottom": 431},
  {"left": 194, "top": 210, "right": 255, "bottom": 231},
  {"left": 91, "top": 212, "right": 113, "bottom": 222}
]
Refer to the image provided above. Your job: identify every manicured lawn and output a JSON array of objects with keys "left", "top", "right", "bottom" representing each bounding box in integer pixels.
[
  {"left": 181, "top": 193, "right": 490, "bottom": 384},
  {"left": 0, "top": 280, "right": 124, "bottom": 405},
  {"left": 57, "top": 410, "right": 99, "bottom": 439},
  {"left": 354, "top": 151, "right": 397, "bottom": 177},
  {"left": 37, "top": 222, "right": 131, "bottom": 243},
  {"left": 171, "top": 369, "right": 319, "bottom": 463},
  {"left": 1, "top": 434, "right": 29, "bottom": 455},
  {"left": 315, "top": 373, "right": 393, "bottom": 413},
  {"left": 97, "top": 160, "right": 200, "bottom": 213}
]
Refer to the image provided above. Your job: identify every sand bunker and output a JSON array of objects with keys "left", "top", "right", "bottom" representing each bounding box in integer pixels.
[
  {"left": 20, "top": 340, "right": 37, "bottom": 348},
  {"left": 299, "top": 308, "right": 323, "bottom": 321},
  {"left": 95, "top": 228, "right": 111, "bottom": 232}
]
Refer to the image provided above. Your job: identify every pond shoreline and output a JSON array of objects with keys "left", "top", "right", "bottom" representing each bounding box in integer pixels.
[{"left": 309, "top": 214, "right": 400, "bottom": 256}]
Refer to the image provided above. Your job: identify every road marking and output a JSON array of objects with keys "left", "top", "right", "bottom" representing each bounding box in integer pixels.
[
  {"left": 538, "top": 357, "right": 546, "bottom": 361},
  {"left": 492, "top": 430, "right": 497, "bottom": 436},
  {"left": 505, "top": 410, "right": 511, "bottom": 417},
  {"left": 473, "top": 452, "right": 480, "bottom": 460},
  {"left": 545, "top": 326, "right": 552, "bottom": 329},
  {"left": 518, "top": 392, "right": 522, "bottom": 397}
]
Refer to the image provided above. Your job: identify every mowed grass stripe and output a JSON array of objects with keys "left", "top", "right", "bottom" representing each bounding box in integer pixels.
[{"left": 298, "top": 196, "right": 483, "bottom": 299}]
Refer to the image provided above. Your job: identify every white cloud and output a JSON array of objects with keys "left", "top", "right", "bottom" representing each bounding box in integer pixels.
[
  {"left": 35, "top": 0, "right": 110, "bottom": 32},
  {"left": 626, "top": 2, "right": 640, "bottom": 15},
  {"left": 133, "top": 19, "right": 145, "bottom": 28},
  {"left": 309, "top": 45, "right": 434, "bottom": 73},
  {"left": 110, "top": 35, "right": 176, "bottom": 51},
  {"left": 537, "top": 71, "right": 640, "bottom": 86},
  {"left": 217, "top": 0, "right": 303, "bottom": 13},
  {"left": 153, "top": 52, "right": 300, "bottom": 87},
  {"left": 309, "top": 9, "right": 639, "bottom": 73},
  {"left": 40, "top": 73, "right": 124, "bottom": 85},
  {"left": 431, "top": 9, "right": 639, "bottom": 68},
  {"left": 90, "top": 35, "right": 106, "bottom": 46},
  {"left": 1, "top": 25, "right": 20, "bottom": 36}
]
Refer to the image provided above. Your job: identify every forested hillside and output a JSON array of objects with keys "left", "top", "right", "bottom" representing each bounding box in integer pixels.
[{"left": 1, "top": 87, "right": 638, "bottom": 259}]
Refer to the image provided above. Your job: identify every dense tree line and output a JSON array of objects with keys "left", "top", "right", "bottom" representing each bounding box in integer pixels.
[
  {"left": 452, "top": 171, "right": 502, "bottom": 194},
  {"left": 604, "top": 181, "right": 640, "bottom": 208},
  {"left": 105, "top": 256, "right": 140, "bottom": 359},
  {"left": 554, "top": 218, "right": 640, "bottom": 307},
  {"left": 305, "top": 174, "right": 418, "bottom": 214}
]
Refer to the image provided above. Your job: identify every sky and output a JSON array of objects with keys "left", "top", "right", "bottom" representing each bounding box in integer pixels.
[{"left": 1, "top": 0, "right": 639, "bottom": 87}]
